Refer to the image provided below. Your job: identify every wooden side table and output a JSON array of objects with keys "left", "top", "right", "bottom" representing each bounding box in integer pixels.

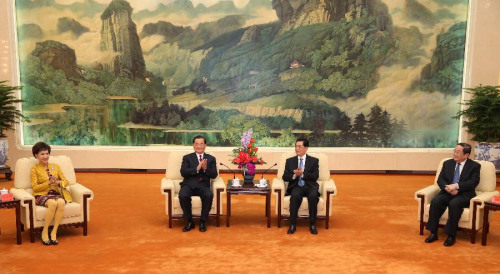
[
  {"left": 0, "top": 199, "right": 22, "bottom": 244},
  {"left": 226, "top": 180, "right": 271, "bottom": 228},
  {"left": 0, "top": 166, "right": 13, "bottom": 180},
  {"left": 482, "top": 201, "right": 500, "bottom": 246}
]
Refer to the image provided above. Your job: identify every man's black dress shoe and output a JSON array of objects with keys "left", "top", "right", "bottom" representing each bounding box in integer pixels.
[
  {"left": 424, "top": 233, "right": 438, "bottom": 243},
  {"left": 199, "top": 221, "right": 207, "bottom": 232},
  {"left": 443, "top": 235, "right": 456, "bottom": 246},
  {"left": 309, "top": 224, "right": 318, "bottom": 235},
  {"left": 182, "top": 220, "right": 195, "bottom": 232},
  {"left": 287, "top": 224, "right": 296, "bottom": 234}
]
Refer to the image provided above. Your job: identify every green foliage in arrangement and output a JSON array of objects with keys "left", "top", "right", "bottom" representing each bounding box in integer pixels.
[{"left": 454, "top": 85, "right": 500, "bottom": 142}]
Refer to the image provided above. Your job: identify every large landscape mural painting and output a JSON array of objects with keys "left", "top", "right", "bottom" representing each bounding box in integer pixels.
[{"left": 15, "top": 0, "right": 468, "bottom": 147}]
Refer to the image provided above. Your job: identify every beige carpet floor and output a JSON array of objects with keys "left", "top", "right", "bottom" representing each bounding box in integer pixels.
[{"left": 1, "top": 172, "right": 499, "bottom": 273}]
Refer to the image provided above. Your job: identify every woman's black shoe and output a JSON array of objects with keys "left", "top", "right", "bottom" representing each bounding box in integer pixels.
[
  {"left": 41, "top": 236, "right": 51, "bottom": 245},
  {"left": 49, "top": 235, "right": 59, "bottom": 245}
]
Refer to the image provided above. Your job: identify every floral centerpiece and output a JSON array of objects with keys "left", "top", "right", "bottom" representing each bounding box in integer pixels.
[{"left": 231, "top": 129, "right": 266, "bottom": 182}]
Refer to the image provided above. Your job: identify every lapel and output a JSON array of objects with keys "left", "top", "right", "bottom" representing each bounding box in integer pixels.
[
  {"left": 303, "top": 154, "right": 311, "bottom": 171},
  {"left": 190, "top": 152, "right": 199, "bottom": 165}
]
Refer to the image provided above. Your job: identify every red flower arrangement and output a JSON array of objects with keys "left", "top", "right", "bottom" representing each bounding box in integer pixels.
[{"left": 231, "top": 130, "right": 266, "bottom": 175}]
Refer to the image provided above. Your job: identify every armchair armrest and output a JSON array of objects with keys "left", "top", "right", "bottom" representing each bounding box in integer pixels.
[
  {"left": 211, "top": 177, "right": 225, "bottom": 193},
  {"left": 320, "top": 179, "right": 336, "bottom": 200},
  {"left": 471, "top": 191, "right": 500, "bottom": 209},
  {"left": 70, "top": 183, "right": 94, "bottom": 204},
  {"left": 272, "top": 178, "right": 285, "bottom": 193},
  {"left": 10, "top": 188, "right": 36, "bottom": 228},
  {"left": 415, "top": 185, "right": 440, "bottom": 202},
  {"left": 161, "top": 178, "right": 175, "bottom": 195},
  {"left": 10, "top": 188, "right": 35, "bottom": 208}
]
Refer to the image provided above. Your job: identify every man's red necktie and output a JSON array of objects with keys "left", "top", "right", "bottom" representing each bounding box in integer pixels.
[{"left": 199, "top": 155, "right": 203, "bottom": 181}]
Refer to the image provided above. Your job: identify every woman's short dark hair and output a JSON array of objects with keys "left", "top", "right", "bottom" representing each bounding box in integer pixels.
[{"left": 32, "top": 142, "right": 51, "bottom": 157}]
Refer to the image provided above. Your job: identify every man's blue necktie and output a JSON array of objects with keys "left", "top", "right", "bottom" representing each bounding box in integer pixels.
[
  {"left": 453, "top": 163, "right": 461, "bottom": 183},
  {"left": 298, "top": 157, "right": 305, "bottom": 187}
]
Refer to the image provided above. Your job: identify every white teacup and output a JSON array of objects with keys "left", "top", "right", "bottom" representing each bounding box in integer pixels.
[
  {"left": 232, "top": 178, "right": 241, "bottom": 187},
  {"left": 259, "top": 178, "right": 267, "bottom": 187}
]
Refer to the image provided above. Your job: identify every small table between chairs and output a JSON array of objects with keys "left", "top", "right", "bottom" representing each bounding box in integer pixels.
[
  {"left": 0, "top": 199, "right": 22, "bottom": 245},
  {"left": 226, "top": 180, "right": 271, "bottom": 228},
  {"left": 482, "top": 201, "right": 500, "bottom": 246}
]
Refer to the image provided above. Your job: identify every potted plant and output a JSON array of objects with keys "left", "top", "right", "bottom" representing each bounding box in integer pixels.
[
  {"left": 454, "top": 85, "right": 500, "bottom": 170},
  {"left": 0, "top": 80, "right": 27, "bottom": 168}
]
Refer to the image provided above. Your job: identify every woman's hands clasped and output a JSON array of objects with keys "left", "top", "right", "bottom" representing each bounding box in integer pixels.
[{"left": 49, "top": 175, "right": 60, "bottom": 186}]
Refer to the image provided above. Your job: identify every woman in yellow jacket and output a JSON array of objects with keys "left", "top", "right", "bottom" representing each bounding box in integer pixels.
[{"left": 30, "top": 142, "right": 70, "bottom": 245}]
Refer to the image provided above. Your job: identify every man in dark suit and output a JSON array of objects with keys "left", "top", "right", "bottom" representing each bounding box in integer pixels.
[
  {"left": 425, "top": 142, "right": 481, "bottom": 246},
  {"left": 282, "top": 138, "right": 320, "bottom": 235},
  {"left": 179, "top": 135, "right": 218, "bottom": 232}
]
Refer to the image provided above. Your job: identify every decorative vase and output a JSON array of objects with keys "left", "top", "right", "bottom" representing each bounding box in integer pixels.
[
  {"left": 475, "top": 142, "right": 500, "bottom": 171},
  {"left": 243, "top": 173, "right": 255, "bottom": 183},
  {"left": 0, "top": 138, "right": 8, "bottom": 168},
  {"left": 243, "top": 168, "right": 255, "bottom": 183}
]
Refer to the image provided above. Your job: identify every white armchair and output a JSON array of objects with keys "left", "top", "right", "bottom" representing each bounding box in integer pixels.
[
  {"left": 415, "top": 158, "right": 499, "bottom": 243},
  {"left": 160, "top": 152, "right": 225, "bottom": 228},
  {"left": 272, "top": 152, "right": 337, "bottom": 229},
  {"left": 10, "top": 156, "right": 94, "bottom": 243}
]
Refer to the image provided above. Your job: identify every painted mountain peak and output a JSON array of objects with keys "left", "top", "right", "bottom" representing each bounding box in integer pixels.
[
  {"left": 273, "top": 0, "right": 392, "bottom": 36},
  {"left": 100, "top": 0, "right": 146, "bottom": 79}
]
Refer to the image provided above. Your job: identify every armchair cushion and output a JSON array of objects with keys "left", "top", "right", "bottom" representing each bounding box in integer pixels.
[
  {"left": 36, "top": 202, "right": 81, "bottom": 220},
  {"left": 282, "top": 196, "right": 325, "bottom": 211}
]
